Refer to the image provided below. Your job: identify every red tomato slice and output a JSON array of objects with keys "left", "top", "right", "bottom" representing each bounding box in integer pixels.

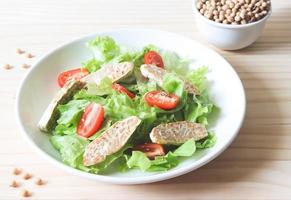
[
  {"left": 144, "top": 51, "right": 164, "bottom": 68},
  {"left": 145, "top": 91, "right": 179, "bottom": 110},
  {"left": 57, "top": 68, "right": 89, "bottom": 87},
  {"left": 77, "top": 103, "right": 104, "bottom": 138},
  {"left": 134, "top": 143, "right": 165, "bottom": 159},
  {"left": 112, "top": 83, "right": 135, "bottom": 99}
]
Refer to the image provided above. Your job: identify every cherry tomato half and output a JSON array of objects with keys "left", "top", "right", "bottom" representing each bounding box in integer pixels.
[
  {"left": 112, "top": 83, "right": 135, "bottom": 99},
  {"left": 77, "top": 103, "right": 104, "bottom": 138},
  {"left": 144, "top": 51, "right": 164, "bottom": 68},
  {"left": 57, "top": 68, "right": 89, "bottom": 87},
  {"left": 134, "top": 143, "right": 165, "bottom": 159},
  {"left": 145, "top": 91, "right": 179, "bottom": 110}
]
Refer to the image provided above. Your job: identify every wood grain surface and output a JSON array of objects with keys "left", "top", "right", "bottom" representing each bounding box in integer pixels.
[{"left": 0, "top": 0, "right": 291, "bottom": 199}]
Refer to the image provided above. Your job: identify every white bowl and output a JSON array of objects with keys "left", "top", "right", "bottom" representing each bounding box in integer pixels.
[
  {"left": 16, "top": 29, "right": 246, "bottom": 184},
  {"left": 193, "top": 1, "right": 272, "bottom": 50}
]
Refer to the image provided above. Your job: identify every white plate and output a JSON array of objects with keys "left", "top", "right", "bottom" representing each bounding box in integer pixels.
[{"left": 16, "top": 29, "right": 246, "bottom": 184}]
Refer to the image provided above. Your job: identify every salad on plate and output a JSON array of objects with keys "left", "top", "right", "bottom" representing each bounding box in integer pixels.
[{"left": 38, "top": 36, "right": 217, "bottom": 174}]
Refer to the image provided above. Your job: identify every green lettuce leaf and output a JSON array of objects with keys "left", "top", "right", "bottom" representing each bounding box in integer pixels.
[
  {"left": 125, "top": 139, "right": 196, "bottom": 172},
  {"left": 82, "top": 58, "right": 102, "bottom": 73},
  {"left": 57, "top": 100, "right": 90, "bottom": 127},
  {"left": 162, "top": 73, "right": 185, "bottom": 98},
  {"left": 186, "top": 66, "right": 208, "bottom": 93},
  {"left": 82, "top": 36, "right": 120, "bottom": 73},
  {"left": 126, "top": 151, "right": 152, "bottom": 171},
  {"left": 88, "top": 36, "right": 120, "bottom": 62},
  {"left": 161, "top": 50, "right": 190, "bottom": 76},
  {"left": 110, "top": 50, "right": 141, "bottom": 67},
  {"left": 196, "top": 132, "right": 217, "bottom": 149},
  {"left": 54, "top": 100, "right": 89, "bottom": 136},
  {"left": 50, "top": 135, "right": 89, "bottom": 168},
  {"left": 102, "top": 92, "right": 154, "bottom": 121},
  {"left": 74, "top": 89, "right": 107, "bottom": 104},
  {"left": 184, "top": 99, "right": 210, "bottom": 124},
  {"left": 137, "top": 81, "right": 157, "bottom": 96},
  {"left": 102, "top": 91, "right": 136, "bottom": 120},
  {"left": 86, "top": 77, "right": 113, "bottom": 96},
  {"left": 53, "top": 124, "right": 76, "bottom": 135},
  {"left": 173, "top": 138, "right": 196, "bottom": 156}
]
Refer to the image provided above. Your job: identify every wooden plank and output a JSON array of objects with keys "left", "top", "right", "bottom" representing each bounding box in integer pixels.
[{"left": 0, "top": 0, "right": 290, "bottom": 199}]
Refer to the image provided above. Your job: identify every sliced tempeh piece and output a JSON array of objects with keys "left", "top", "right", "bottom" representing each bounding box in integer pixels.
[
  {"left": 140, "top": 64, "right": 200, "bottom": 95},
  {"left": 82, "top": 62, "right": 134, "bottom": 84},
  {"left": 140, "top": 64, "right": 166, "bottom": 86},
  {"left": 38, "top": 79, "right": 86, "bottom": 132},
  {"left": 150, "top": 121, "right": 208, "bottom": 145},
  {"left": 83, "top": 116, "right": 141, "bottom": 166}
]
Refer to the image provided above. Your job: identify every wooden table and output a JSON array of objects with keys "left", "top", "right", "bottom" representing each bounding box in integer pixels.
[{"left": 1, "top": 0, "right": 290, "bottom": 199}]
